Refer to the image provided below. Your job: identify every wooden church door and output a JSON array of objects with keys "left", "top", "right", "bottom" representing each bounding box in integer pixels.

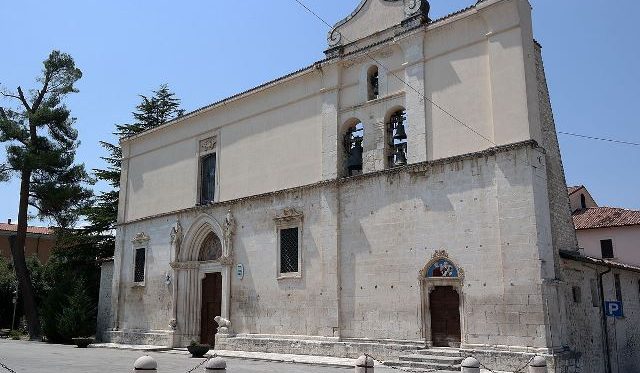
[
  {"left": 200, "top": 272, "right": 222, "bottom": 346},
  {"left": 429, "top": 286, "right": 461, "bottom": 347}
]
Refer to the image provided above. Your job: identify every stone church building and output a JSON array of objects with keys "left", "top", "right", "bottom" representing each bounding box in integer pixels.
[{"left": 99, "top": 1, "right": 640, "bottom": 371}]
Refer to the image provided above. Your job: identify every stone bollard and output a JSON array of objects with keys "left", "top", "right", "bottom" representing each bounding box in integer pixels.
[
  {"left": 205, "top": 357, "right": 227, "bottom": 372},
  {"left": 355, "top": 355, "right": 374, "bottom": 373},
  {"left": 134, "top": 356, "right": 158, "bottom": 372},
  {"left": 461, "top": 357, "right": 480, "bottom": 373},
  {"left": 529, "top": 356, "right": 547, "bottom": 373}
]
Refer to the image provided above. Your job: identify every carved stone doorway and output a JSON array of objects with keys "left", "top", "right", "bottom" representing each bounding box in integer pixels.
[
  {"left": 429, "top": 286, "right": 461, "bottom": 347},
  {"left": 200, "top": 272, "right": 222, "bottom": 346}
]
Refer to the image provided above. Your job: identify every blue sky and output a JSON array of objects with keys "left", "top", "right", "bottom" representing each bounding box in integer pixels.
[{"left": 1, "top": 0, "right": 638, "bottom": 226}]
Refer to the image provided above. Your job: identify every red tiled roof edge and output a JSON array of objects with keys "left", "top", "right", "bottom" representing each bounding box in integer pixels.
[
  {"left": 573, "top": 207, "right": 640, "bottom": 230},
  {"left": 0, "top": 223, "right": 54, "bottom": 235}
]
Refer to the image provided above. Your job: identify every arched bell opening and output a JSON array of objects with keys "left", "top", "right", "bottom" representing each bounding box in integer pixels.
[
  {"left": 386, "top": 107, "right": 408, "bottom": 168},
  {"left": 342, "top": 118, "right": 364, "bottom": 177},
  {"left": 419, "top": 254, "right": 465, "bottom": 348}
]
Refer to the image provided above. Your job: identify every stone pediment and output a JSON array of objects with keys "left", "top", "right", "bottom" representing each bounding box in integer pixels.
[{"left": 327, "top": 0, "right": 430, "bottom": 50}]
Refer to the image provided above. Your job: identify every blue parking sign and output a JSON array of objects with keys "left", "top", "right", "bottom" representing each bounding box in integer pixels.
[{"left": 605, "top": 301, "right": 624, "bottom": 318}]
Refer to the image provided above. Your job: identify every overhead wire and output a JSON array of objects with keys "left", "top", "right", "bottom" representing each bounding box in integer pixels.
[{"left": 293, "top": 0, "right": 639, "bottom": 151}]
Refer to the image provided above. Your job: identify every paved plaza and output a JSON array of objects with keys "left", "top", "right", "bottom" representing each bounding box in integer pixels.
[{"left": 0, "top": 340, "right": 397, "bottom": 373}]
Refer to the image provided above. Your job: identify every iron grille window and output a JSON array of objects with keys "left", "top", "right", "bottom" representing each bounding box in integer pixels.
[
  {"left": 280, "top": 228, "right": 299, "bottom": 274},
  {"left": 600, "top": 239, "right": 614, "bottom": 259},
  {"left": 200, "top": 153, "right": 216, "bottom": 204},
  {"left": 134, "top": 248, "right": 146, "bottom": 283}
]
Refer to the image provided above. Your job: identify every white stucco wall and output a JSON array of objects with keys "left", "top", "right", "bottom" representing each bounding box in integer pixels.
[
  {"left": 577, "top": 226, "right": 640, "bottom": 267},
  {"left": 117, "top": 0, "right": 542, "bottom": 223}
]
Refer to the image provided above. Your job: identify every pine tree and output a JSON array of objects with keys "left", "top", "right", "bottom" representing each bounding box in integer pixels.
[{"left": 0, "top": 51, "right": 93, "bottom": 337}]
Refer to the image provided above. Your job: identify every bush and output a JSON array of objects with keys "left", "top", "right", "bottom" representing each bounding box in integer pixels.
[
  {"left": 0, "top": 257, "right": 16, "bottom": 329},
  {"left": 57, "top": 281, "right": 96, "bottom": 339}
]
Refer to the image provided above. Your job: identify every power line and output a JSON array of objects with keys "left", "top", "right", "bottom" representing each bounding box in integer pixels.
[
  {"left": 293, "top": 0, "right": 497, "bottom": 147},
  {"left": 558, "top": 131, "right": 640, "bottom": 147}
]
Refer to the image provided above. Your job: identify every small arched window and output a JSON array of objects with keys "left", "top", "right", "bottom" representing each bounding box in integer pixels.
[
  {"left": 367, "top": 66, "right": 379, "bottom": 101},
  {"left": 198, "top": 232, "right": 223, "bottom": 261},
  {"left": 580, "top": 194, "right": 587, "bottom": 209},
  {"left": 344, "top": 121, "right": 364, "bottom": 177},
  {"left": 387, "top": 109, "right": 408, "bottom": 168}
]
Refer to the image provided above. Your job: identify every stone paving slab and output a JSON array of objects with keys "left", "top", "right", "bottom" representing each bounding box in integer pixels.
[
  {"left": 90, "top": 342, "right": 170, "bottom": 351},
  {"left": 0, "top": 339, "right": 398, "bottom": 373}
]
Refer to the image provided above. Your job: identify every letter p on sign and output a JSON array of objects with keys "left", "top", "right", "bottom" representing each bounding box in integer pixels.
[{"left": 605, "top": 301, "right": 624, "bottom": 318}]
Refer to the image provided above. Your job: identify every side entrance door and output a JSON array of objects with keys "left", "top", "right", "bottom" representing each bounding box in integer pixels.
[
  {"left": 430, "top": 286, "right": 461, "bottom": 347},
  {"left": 200, "top": 272, "right": 222, "bottom": 346}
]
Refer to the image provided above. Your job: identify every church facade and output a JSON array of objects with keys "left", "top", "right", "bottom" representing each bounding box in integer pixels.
[{"left": 99, "top": 1, "right": 640, "bottom": 371}]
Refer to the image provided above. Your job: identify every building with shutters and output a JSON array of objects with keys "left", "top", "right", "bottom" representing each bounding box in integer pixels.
[{"left": 99, "top": 1, "right": 640, "bottom": 371}]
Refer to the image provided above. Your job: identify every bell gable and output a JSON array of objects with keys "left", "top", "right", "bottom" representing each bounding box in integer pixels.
[{"left": 327, "top": 0, "right": 430, "bottom": 50}]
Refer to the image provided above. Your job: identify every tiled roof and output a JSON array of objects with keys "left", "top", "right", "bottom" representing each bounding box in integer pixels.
[
  {"left": 573, "top": 207, "right": 640, "bottom": 230},
  {"left": 0, "top": 223, "right": 53, "bottom": 235},
  {"left": 560, "top": 249, "right": 640, "bottom": 274},
  {"left": 567, "top": 185, "right": 584, "bottom": 195}
]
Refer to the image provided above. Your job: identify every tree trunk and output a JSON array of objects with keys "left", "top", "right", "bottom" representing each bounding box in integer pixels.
[{"left": 10, "top": 168, "right": 41, "bottom": 338}]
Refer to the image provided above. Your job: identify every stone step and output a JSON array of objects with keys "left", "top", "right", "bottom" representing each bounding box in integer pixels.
[
  {"left": 415, "top": 348, "right": 463, "bottom": 357},
  {"left": 399, "top": 353, "right": 463, "bottom": 363},
  {"left": 385, "top": 360, "right": 461, "bottom": 371}
]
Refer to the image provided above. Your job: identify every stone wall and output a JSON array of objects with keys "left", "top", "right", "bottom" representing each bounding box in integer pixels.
[
  {"left": 96, "top": 260, "right": 114, "bottom": 341},
  {"left": 561, "top": 256, "right": 640, "bottom": 373}
]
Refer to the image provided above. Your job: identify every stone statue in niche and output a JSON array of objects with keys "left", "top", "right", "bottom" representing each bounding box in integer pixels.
[
  {"left": 170, "top": 219, "right": 183, "bottom": 260},
  {"left": 169, "top": 319, "right": 177, "bottom": 330},
  {"left": 223, "top": 209, "right": 235, "bottom": 258}
]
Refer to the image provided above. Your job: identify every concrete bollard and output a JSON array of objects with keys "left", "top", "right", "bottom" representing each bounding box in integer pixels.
[
  {"left": 461, "top": 357, "right": 480, "bottom": 373},
  {"left": 529, "top": 356, "right": 547, "bottom": 373},
  {"left": 355, "top": 355, "right": 374, "bottom": 373},
  {"left": 134, "top": 356, "right": 158, "bottom": 372},
  {"left": 205, "top": 357, "right": 227, "bottom": 372}
]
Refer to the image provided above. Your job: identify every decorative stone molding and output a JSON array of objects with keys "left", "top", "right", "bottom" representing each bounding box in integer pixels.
[
  {"left": 170, "top": 261, "right": 200, "bottom": 270},
  {"left": 274, "top": 207, "right": 303, "bottom": 224},
  {"left": 132, "top": 232, "right": 150, "bottom": 244},
  {"left": 199, "top": 137, "right": 216, "bottom": 153},
  {"left": 169, "top": 319, "right": 177, "bottom": 330}
]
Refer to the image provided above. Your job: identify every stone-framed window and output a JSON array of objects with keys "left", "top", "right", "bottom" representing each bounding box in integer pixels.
[
  {"left": 198, "top": 136, "right": 218, "bottom": 205},
  {"left": 275, "top": 208, "right": 303, "bottom": 279},
  {"left": 367, "top": 65, "right": 379, "bottom": 101},
  {"left": 131, "top": 232, "right": 150, "bottom": 286},
  {"left": 387, "top": 109, "right": 408, "bottom": 168}
]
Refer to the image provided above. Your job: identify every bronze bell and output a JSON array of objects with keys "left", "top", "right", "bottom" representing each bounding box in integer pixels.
[
  {"left": 347, "top": 138, "right": 364, "bottom": 173},
  {"left": 393, "top": 122, "right": 407, "bottom": 141},
  {"left": 394, "top": 144, "right": 407, "bottom": 167}
]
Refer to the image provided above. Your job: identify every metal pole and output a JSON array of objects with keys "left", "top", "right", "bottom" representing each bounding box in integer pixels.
[{"left": 11, "top": 291, "right": 18, "bottom": 331}]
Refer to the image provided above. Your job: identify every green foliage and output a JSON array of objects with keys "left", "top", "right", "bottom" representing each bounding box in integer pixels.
[
  {"left": 0, "top": 257, "right": 17, "bottom": 329},
  {"left": 74, "top": 84, "right": 184, "bottom": 262},
  {"left": 57, "top": 281, "right": 95, "bottom": 339}
]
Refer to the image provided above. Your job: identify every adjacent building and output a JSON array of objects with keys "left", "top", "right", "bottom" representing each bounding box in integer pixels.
[
  {"left": 0, "top": 219, "right": 55, "bottom": 264},
  {"left": 569, "top": 185, "right": 640, "bottom": 267},
  {"left": 99, "top": 1, "right": 640, "bottom": 372}
]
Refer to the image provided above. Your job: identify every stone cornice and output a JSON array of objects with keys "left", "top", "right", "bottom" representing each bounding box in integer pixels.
[{"left": 116, "top": 140, "right": 540, "bottom": 228}]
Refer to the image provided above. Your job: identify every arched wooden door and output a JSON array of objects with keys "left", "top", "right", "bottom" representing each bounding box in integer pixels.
[
  {"left": 200, "top": 272, "right": 222, "bottom": 346},
  {"left": 429, "top": 286, "right": 461, "bottom": 347}
]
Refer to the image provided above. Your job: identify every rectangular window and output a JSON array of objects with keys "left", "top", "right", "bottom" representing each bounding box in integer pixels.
[
  {"left": 600, "top": 239, "right": 614, "bottom": 259},
  {"left": 280, "top": 227, "right": 299, "bottom": 274},
  {"left": 134, "top": 248, "right": 146, "bottom": 283},
  {"left": 614, "top": 274, "right": 622, "bottom": 302},
  {"left": 590, "top": 279, "right": 600, "bottom": 307},
  {"left": 200, "top": 153, "right": 216, "bottom": 204},
  {"left": 572, "top": 286, "right": 582, "bottom": 303}
]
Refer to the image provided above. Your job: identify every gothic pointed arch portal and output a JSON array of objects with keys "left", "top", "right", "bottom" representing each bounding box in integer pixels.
[
  {"left": 419, "top": 250, "right": 465, "bottom": 348},
  {"left": 170, "top": 213, "right": 234, "bottom": 347}
]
